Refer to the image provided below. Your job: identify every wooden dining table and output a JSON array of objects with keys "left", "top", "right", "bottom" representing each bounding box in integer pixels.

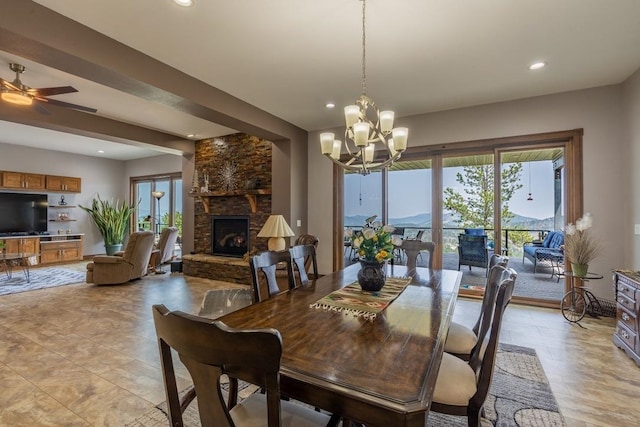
[{"left": 219, "top": 263, "right": 462, "bottom": 427}]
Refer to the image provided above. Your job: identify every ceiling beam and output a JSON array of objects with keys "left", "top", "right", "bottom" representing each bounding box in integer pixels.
[
  {"left": 0, "top": 0, "right": 307, "bottom": 144},
  {"left": 0, "top": 101, "right": 192, "bottom": 155}
]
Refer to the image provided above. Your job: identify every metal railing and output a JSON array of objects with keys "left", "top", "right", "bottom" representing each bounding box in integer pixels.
[{"left": 344, "top": 225, "right": 554, "bottom": 256}]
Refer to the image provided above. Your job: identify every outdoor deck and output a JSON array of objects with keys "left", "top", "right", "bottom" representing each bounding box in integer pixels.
[{"left": 344, "top": 249, "right": 565, "bottom": 302}]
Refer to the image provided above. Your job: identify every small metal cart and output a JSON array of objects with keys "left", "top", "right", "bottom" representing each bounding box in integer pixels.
[{"left": 560, "top": 271, "right": 612, "bottom": 324}]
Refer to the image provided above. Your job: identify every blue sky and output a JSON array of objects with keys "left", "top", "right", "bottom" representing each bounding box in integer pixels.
[{"left": 345, "top": 161, "right": 556, "bottom": 220}]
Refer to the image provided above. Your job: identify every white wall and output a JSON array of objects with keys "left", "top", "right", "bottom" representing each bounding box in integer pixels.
[
  {"left": 308, "top": 84, "right": 627, "bottom": 300},
  {"left": 0, "top": 142, "right": 126, "bottom": 255},
  {"left": 623, "top": 69, "right": 640, "bottom": 269},
  {"left": 0, "top": 145, "right": 186, "bottom": 256}
]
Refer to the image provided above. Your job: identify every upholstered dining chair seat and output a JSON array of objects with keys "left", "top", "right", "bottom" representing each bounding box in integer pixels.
[
  {"left": 432, "top": 352, "right": 477, "bottom": 406},
  {"left": 443, "top": 322, "right": 478, "bottom": 355},
  {"left": 445, "top": 255, "right": 510, "bottom": 360},
  {"left": 230, "top": 393, "right": 330, "bottom": 427}
]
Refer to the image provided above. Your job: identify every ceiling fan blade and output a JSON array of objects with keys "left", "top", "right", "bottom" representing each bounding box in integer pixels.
[
  {"left": 35, "top": 97, "right": 97, "bottom": 113},
  {"left": 29, "top": 86, "right": 78, "bottom": 97},
  {"left": 34, "top": 103, "right": 51, "bottom": 115}
]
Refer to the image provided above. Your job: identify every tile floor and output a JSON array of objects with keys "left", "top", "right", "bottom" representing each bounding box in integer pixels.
[{"left": 0, "top": 267, "right": 638, "bottom": 426}]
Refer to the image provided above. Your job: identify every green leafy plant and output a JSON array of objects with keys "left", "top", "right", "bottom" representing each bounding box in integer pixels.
[{"left": 79, "top": 196, "right": 137, "bottom": 246}]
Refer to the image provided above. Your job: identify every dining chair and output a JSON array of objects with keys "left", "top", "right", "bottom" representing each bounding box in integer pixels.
[
  {"left": 289, "top": 244, "right": 318, "bottom": 286},
  {"left": 444, "top": 255, "right": 510, "bottom": 360},
  {"left": 431, "top": 268, "right": 517, "bottom": 427},
  {"left": 250, "top": 250, "right": 295, "bottom": 303},
  {"left": 400, "top": 240, "right": 435, "bottom": 275},
  {"left": 151, "top": 304, "right": 334, "bottom": 427}
]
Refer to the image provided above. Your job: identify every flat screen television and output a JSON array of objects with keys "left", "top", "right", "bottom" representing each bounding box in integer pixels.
[{"left": 0, "top": 192, "right": 48, "bottom": 235}]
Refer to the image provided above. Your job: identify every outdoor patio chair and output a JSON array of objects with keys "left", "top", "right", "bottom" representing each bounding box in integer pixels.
[
  {"left": 457, "top": 234, "right": 491, "bottom": 275},
  {"left": 522, "top": 230, "right": 564, "bottom": 274}
]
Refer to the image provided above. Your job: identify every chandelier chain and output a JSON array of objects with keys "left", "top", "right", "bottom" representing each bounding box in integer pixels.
[{"left": 361, "top": 0, "right": 367, "bottom": 97}]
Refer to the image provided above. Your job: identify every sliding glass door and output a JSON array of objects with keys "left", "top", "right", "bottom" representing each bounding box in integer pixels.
[
  {"left": 337, "top": 129, "right": 582, "bottom": 306},
  {"left": 131, "top": 173, "right": 182, "bottom": 251}
]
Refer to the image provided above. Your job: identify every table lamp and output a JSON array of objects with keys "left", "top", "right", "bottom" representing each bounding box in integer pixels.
[{"left": 257, "top": 215, "right": 295, "bottom": 251}]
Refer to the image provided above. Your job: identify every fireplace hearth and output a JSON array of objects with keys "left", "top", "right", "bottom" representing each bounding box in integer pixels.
[{"left": 211, "top": 215, "right": 250, "bottom": 257}]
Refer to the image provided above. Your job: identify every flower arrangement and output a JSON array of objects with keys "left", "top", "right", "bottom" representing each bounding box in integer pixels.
[
  {"left": 564, "top": 212, "right": 600, "bottom": 266},
  {"left": 345, "top": 216, "right": 402, "bottom": 263}
]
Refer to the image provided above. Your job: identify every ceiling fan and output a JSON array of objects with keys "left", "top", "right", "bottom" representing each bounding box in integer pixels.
[{"left": 0, "top": 63, "right": 97, "bottom": 113}]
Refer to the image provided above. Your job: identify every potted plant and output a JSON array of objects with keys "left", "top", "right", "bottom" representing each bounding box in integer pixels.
[
  {"left": 564, "top": 212, "right": 600, "bottom": 277},
  {"left": 80, "top": 195, "right": 136, "bottom": 255}
]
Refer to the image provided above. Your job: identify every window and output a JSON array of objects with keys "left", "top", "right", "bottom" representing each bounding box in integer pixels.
[{"left": 131, "top": 173, "right": 182, "bottom": 245}]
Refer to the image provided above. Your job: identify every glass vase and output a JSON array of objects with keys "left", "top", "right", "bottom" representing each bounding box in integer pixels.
[{"left": 571, "top": 263, "right": 589, "bottom": 277}]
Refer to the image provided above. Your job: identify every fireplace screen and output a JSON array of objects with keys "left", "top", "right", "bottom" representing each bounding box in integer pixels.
[{"left": 211, "top": 215, "right": 250, "bottom": 257}]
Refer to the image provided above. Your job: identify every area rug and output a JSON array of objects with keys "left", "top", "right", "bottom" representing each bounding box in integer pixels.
[
  {"left": 0, "top": 267, "right": 86, "bottom": 296},
  {"left": 127, "top": 343, "right": 566, "bottom": 427}
]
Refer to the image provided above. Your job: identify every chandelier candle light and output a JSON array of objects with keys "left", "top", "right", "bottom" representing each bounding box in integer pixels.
[{"left": 319, "top": 0, "right": 408, "bottom": 175}]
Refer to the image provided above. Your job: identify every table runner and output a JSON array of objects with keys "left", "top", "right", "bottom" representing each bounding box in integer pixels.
[{"left": 309, "top": 276, "right": 411, "bottom": 321}]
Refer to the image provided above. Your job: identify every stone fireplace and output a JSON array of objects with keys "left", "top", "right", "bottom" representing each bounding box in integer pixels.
[
  {"left": 193, "top": 133, "right": 272, "bottom": 255},
  {"left": 183, "top": 133, "right": 273, "bottom": 284}
]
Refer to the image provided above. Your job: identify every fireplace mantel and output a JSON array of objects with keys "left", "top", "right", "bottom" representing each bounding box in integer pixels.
[{"left": 190, "top": 189, "right": 271, "bottom": 214}]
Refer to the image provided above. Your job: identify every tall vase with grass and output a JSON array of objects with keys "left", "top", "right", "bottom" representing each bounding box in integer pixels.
[
  {"left": 564, "top": 212, "right": 600, "bottom": 277},
  {"left": 80, "top": 196, "right": 136, "bottom": 255}
]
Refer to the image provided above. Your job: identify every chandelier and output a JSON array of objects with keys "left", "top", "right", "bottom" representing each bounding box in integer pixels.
[{"left": 320, "top": 0, "right": 408, "bottom": 175}]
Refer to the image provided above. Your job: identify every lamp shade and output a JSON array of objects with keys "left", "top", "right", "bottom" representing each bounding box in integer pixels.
[
  {"left": 152, "top": 191, "right": 165, "bottom": 199},
  {"left": 257, "top": 215, "right": 295, "bottom": 251}
]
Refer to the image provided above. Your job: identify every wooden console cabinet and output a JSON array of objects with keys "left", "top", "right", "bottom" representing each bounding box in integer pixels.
[
  {"left": 1, "top": 236, "right": 40, "bottom": 255},
  {"left": 613, "top": 271, "right": 640, "bottom": 367},
  {"left": 39, "top": 235, "right": 84, "bottom": 264}
]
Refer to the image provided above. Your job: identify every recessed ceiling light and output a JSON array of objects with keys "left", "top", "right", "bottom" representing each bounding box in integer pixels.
[
  {"left": 97, "top": 150, "right": 105, "bottom": 154},
  {"left": 174, "top": 0, "right": 193, "bottom": 6},
  {"left": 529, "top": 61, "right": 546, "bottom": 70},
  {"left": 187, "top": 134, "right": 195, "bottom": 138},
  {"left": 325, "top": 102, "right": 335, "bottom": 109}
]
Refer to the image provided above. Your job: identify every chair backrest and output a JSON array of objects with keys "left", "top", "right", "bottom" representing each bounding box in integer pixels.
[
  {"left": 156, "top": 227, "right": 179, "bottom": 264},
  {"left": 122, "top": 231, "right": 155, "bottom": 278},
  {"left": 250, "top": 250, "right": 294, "bottom": 303},
  {"left": 471, "top": 258, "right": 510, "bottom": 336},
  {"left": 458, "top": 234, "right": 488, "bottom": 261},
  {"left": 488, "top": 253, "right": 509, "bottom": 270},
  {"left": 401, "top": 239, "right": 435, "bottom": 274},
  {"left": 464, "top": 228, "right": 485, "bottom": 236},
  {"left": 294, "top": 234, "right": 319, "bottom": 247},
  {"left": 294, "top": 234, "right": 319, "bottom": 271},
  {"left": 391, "top": 227, "right": 405, "bottom": 238},
  {"left": 467, "top": 269, "right": 516, "bottom": 411},
  {"left": 289, "top": 244, "right": 318, "bottom": 286},
  {"left": 152, "top": 304, "right": 284, "bottom": 427}
]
